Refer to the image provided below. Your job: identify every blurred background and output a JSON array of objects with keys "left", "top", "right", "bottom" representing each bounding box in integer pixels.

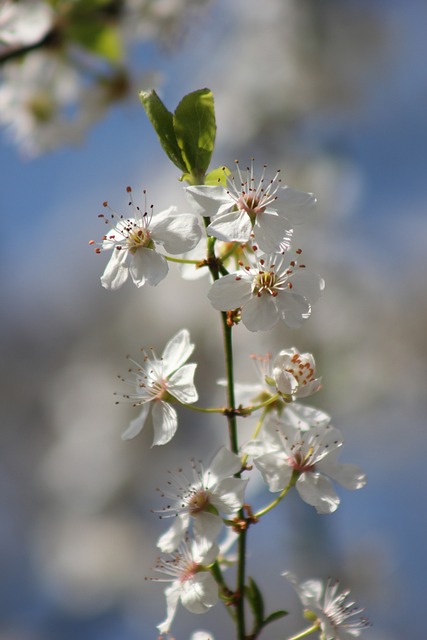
[{"left": 1, "top": 0, "right": 427, "bottom": 638}]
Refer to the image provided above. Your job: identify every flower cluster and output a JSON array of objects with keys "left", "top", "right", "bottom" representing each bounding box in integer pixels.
[{"left": 92, "top": 96, "right": 369, "bottom": 640}]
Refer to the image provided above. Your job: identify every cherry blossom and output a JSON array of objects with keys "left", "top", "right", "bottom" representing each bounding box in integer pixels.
[
  {"left": 248, "top": 414, "right": 366, "bottom": 513},
  {"left": 116, "top": 329, "right": 198, "bottom": 446},
  {"left": 154, "top": 541, "right": 219, "bottom": 636},
  {"left": 185, "top": 160, "right": 316, "bottom": 253},
  {"left": 93, "top": 187, "right": 201, "bottom": 290},
  {"left": 208, "top": 251, "right": 324, "bottom": 332},
  {"left": 156, "top": 446, "right": 247, "bottom": 553},
  {"left": 284, "top": 572, "right": 370, "bottom": 639}
]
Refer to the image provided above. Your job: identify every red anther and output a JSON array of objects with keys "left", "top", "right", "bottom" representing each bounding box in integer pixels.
[
  {"left": 95, "top": 248, "right": 101, "bottom": 254},
  {"left": 103, "top": 201, "right": 108, "bottom": 207},
  {"left": 126, "top": 186, "right": 132, "bottom": 192},
  {"left": 88, "top": 239, "right": 94, "bottom": 245}
]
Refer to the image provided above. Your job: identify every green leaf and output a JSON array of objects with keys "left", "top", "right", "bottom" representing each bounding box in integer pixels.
[
  {"left": 139, "top": 90, "right": 187, "bottom": 173},
  {"left": 205, "top": 165, "right": 231, "bottom": 186},
  {"left": 245, "top": 577, "right": 265, "bottom": 628},
  {"left": 67, "top": 22, "right": 122, "bottom": 62},
  {"left": 173, "top": 88, "right": 216, "bottom": 181},
  {"left": 263, "top": 610, "right": 289, "bottom": 627}
]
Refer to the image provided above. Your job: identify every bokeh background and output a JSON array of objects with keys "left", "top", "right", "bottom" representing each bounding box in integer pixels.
[{"left": 1, "top": 0, "right": 427, "bottom": 638}]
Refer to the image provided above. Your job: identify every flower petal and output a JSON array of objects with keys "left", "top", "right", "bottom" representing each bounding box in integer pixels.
[
  {"left": 129, "top": 248, "right": 168, "bottom": 287},
  {"left": 254, "top": 453, "right": 293, "bottom": 492},
  {"left": 100, "top": 248, "right": 128, "bottom": 290},
  {"left": 206, "top": 446, "right": 242, "bottom": 483},
  {"left": 275, "top": 187, "right": 317, "bottom": 225},
  {"left": 210, "top": 478, "right": 248, "bottom": 513},
  {"left": 254, "top": 211, "right": 293, "bottom": 253},
  {"left": 151, "top": 208, "right": 202, "bottom": 253},
  {"left": 121, "top": 404, "right": 150, "bottom": 440},
  {"left": 157, "top": 582, "right": 181, "bottom": 635},
  {"left": 162, "top": 329, "right": 194, "bottom": 372},
  {"left": 241, "top": 294, "right": 279, "bottom": 332},
  {"left": 207, "top": 209, "right": 252, "bottom": 243},
  {"left": 180, "top": 572, "right": 218, "bottom": 614},
  {"left": 185, "top": 185, "right": 233, "bottom": 217},
  {"left": 168, "top": 363, "right": 198, "bottom": 403},
  {"left": 208, "top": 273, "right": 252, "bottom": 311},
  {"left": 151, "top": 401, "right": 178, "bottom": 446},
  {"left": 157, "top": 513, "right": 189, "bottom": 553},
  {"left": 296, "top": 472, "right": 340, "bottom": 514}
]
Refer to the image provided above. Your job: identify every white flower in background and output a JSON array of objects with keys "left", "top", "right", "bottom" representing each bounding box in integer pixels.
[
  {"left": 190, "top": 632, "right": 214, "bottom": 640},
  {"left": 185, "top": 160, "right": 316, "bottom": 253},
  {"left": 0, "top": 0, "right": 53, "bottom": 47},
  {"left": 156, "top": 446, "right": 247, "bottom": 553},
  {"left": 272, "top": 347, "right": 322, "bottom": 399},
  {"left": 154, "top": 540, "right": 219, "bottom": 636},
  {"left": 208, "top": 251, "right": 325, "bottom": 332},
  {"left": 284, "top": 572, "right": 370, "bottom": 639},
  {"left": 116, "top": 329, "right": 198, "bottom": 446},
  {"left": 248, "top": 414, "right": 366, "bottom": 513},
  {"left": 0, "top": 51, "right": 82, "bottom": 156},
  {"left": 93, "top": 186, "right": 201, "bottom": 290}
]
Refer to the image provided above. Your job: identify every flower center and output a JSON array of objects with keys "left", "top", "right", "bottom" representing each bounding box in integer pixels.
[
  {"left": 126, "top": 224, "right": 151, "bottom": 253},
  {"left": 290, "top": 448, "right": 315, "bottom": 473},
  {"left": 252, "top": 270, "right": 279, "bottom": 297},
  {"left": 187, "top": 489, "right": 210, "bottom": 515},
  {"left": 238, "top": 193, "right": 265, "bottom": 219},
  {"left": 286, "top": 354, "right": 316, "bottom": 387}
]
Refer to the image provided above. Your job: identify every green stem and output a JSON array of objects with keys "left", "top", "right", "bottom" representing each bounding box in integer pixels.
[
  {"left": 164, "top": 255, "right": 202, "bottom": 265},
  {"left": 287, "top": 623, "right": 320, "bottom": 640},
  {"left": 175, "top": 400, "right": 224, "bottom": 414},
  {"left": 241, "top": 406, "right": 269, "bottom": 468},
  {"left": 254, "top": 474, "right": 297, "bottom": 519}
]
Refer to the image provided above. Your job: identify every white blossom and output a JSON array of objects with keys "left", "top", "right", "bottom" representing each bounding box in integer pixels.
[
  {"left": 248, "top": 414, "right": 366, "bottom": 514},
  {"left": 185, "top": 160, "right": 316, "bottom": 253},
  {"left": 0, "top": 51, "right": 82, "bottom": 156},
  {"left": 0, "top": 0, "right": 53, "bottom": 47},
  {"left": 154, "top": 540, "right": 219, "bottom": 636},
  {"left": 284, "top": 572, "right": 370, "bottom": 639},
  {"left": 116, "top": 329, "right": 198, "bottom": 446},
  {"left": 94, "top": 186, "right": 201, "bottom": 290},
  {"left": 190, "top": 632, "right": 215, "bottom": 640},
  {"left": 272, "top": 347, "right": 322, "bottom": 399},
  {"left": 156, "top": 446, "right": 247, "bottom": 553},
  {"left": 208, "top": 251, "right": 324, "bottom": 332}
]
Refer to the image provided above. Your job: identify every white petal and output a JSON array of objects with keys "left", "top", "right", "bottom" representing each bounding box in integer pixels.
[
  {"left": 210, "top": 478, "right": 248, "bottom": 513},
  {"left": 273, "top": 369, "right": 298, "bottom": 396},
  {"left": 207, "top": 209, "right": 252, "bottom": 243},
  {"left": 100, "top": 249, "right": 128, "bottom": 290},
  {"left": 152, "top": 208, "right": 202, "bottom": 253},
  {"left": 193, "top": 512, "right": 223, "bottom": 551},
  {"left": 206, "top": 446, "right": 242, "bottom": 484},
  {"left": 208, "top": 274, "right": 252, "bottom": 311},
  {"left": 121, "top": 404, "right": 150, "bottom": 440},
  {"left": 254, "top": 453, "right": 293, "bottom": 492},
  {"left": 317, "top": 451, "right": 366, "bottom": 490},
  {"left": 276, "top": 292, "right": 311, "bottom": 329},
  {"left": 157, "top": 513, "right": 189, "bottom": 553},
  {"left": 287, "top": 270, "right": 325, "bottom": 304},
  {"left": 151, "top": 401, "right": 178, "bottom": 446},
  {"left": 241, "top": 295, "right": 279, "bottom": 332},
  {"left": 168, "top": 363, "right": 198, "bottom": 403},
  {"left": 185, "top": 185, "right": 233, "bottom": 217},
  {"left": 254, "top": 212, "right": 293, "bottom": 253},
  {"left": 129, "top": 248, "right": 168, "bottom": 287},
  {"left": 284, "top": 403, "right": 331, "bottom": 431},
  {"left": 191, "top": 632, "right": 215, "bottom": 640},
  {"left": 180, "top": 572, "right": 218, "bottom": 614},
  {"left": 296, "top": 473, "right": 340, "bottom": 514},
  {"left": 157, "top": 582, "right": 181, "bottom": 635},
  {"left": 275, "top": 187, "right": 317, "bottom": 225},
  {"left": 162, "top": 329, "right": 194, "bottom": 372}
]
